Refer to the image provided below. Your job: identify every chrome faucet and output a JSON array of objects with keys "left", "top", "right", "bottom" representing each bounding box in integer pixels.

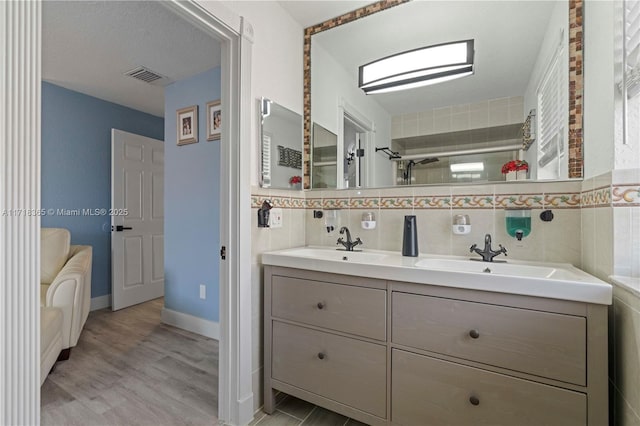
[
  {"left": 337, "top": 226, "right": 363, "bottom": 251},
  {"left": 470, "top": 233, "right": 507, "bottom": 262}
]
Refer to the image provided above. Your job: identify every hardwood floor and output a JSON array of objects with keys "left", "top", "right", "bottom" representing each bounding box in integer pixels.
[{"left": 41, "top": 298, "right": 219, "bottom": 426}]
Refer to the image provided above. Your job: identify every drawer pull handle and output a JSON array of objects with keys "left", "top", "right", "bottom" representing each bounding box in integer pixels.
[
  {"left": 469, "top": 329, "right": 480, "bottom": 339},
  {"left": 469, "top": 396, "right": 480, "bottom": 406},
  {"left": 317, "top": 352, "right": 326, "bottom": 360},
  {"left": 317, "top": 302, "right": 325, "bottom": 310}
]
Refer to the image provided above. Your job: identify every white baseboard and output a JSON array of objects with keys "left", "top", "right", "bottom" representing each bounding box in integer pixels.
[
  {"left": 90, "top": 294, "right": 112, "bottom": 311},
  {"left": 161, "top": 307, "right": 220, "bottom": 340}
]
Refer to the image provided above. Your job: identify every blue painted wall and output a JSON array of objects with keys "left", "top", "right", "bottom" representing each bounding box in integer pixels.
[
  {"left": 164, "top": 67, "right": 220, "bottom": 322},
  {"left": 41, "top": 82, "right": 164, "bottom": 299}
]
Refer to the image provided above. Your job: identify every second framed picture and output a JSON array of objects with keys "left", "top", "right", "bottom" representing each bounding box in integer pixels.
[
  {"left": 177, "top": 105, "right": 198, "bottom": 146},
  {"left": 207, "top": 100, "right": 222, "bottom": 141}
]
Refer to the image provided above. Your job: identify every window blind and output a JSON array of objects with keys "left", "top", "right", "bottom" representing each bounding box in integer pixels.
[
  {"left": 623, "top": 0, "right": 640, "bottom": 97},
  {"left": 261, "top": 134, "right": 271, "bottom": 186},
  {"left": 537, "top": 46, "right": 566, "bottom": 170}
]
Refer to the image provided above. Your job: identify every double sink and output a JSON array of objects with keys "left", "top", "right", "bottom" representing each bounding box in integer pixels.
[{"left": 261, "top": 246, "right": 612, "bottom": 305}]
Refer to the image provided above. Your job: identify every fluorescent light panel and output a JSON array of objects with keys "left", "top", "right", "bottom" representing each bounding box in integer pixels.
[
  {"left": 359, "top": 40, "right": 474, "bottom": 94},
  {"left": 450, "top": 162, "right": 484, "bottom": 172}
]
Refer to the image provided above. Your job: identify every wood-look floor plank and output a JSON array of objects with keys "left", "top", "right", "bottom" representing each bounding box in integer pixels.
[{"left": 41, "top": 298, "right": 218, "bottom": 426}]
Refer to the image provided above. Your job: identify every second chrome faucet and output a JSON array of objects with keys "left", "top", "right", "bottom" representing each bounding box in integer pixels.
[{"left": 336, "top": 226, "right": 362, "bottom": 251}]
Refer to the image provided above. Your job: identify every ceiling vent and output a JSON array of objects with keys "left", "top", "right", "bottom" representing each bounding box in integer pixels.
[{"left": 124, "top": 66, "right": 170, "bottom": 86}]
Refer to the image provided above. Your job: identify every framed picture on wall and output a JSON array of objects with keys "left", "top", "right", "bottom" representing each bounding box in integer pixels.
[
  {"left": 177, "top": 105, "right": 198, "bottom": 145},
  {"left": 207, "top": 100, "right": 221, "bottom": 141}
]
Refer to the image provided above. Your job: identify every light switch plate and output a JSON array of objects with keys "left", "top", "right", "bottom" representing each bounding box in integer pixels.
[{"left": 269, "top": 208, "right": 283, "bottom": 228}]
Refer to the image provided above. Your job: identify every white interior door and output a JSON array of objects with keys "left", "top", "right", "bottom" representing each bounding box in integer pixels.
[{"left": 111, "top": 129, "right": 164, "bottom": 311}]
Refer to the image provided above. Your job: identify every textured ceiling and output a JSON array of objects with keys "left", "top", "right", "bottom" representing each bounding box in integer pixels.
[{"left": 42, "top": 1, "right": 221, "bottom": 117}]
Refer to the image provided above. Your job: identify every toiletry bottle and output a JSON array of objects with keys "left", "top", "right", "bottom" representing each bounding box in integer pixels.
[{"left": 402, "top": 215, "right": 419, "bottom": 257}]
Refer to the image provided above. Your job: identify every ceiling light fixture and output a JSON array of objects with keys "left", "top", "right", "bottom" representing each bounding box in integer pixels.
[
  {"left": 450, "top": 162, "right": 484, "bottom": 172},
  {"left": 359, "top": 39, "right": 474, "bottom": 94}
]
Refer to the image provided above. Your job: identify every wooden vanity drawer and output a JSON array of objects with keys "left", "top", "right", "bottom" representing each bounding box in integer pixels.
[
  {"left": 392, "top": 349, "right": 586, "bottom": 426},
  {"left": 392, "top": 292, "right": 586, "bottom": 385},
  {"left": 272, "top": 275, "right": 386, "bottom": 340},
  {"left": 272, "top": 321, "right": 386, "bottom": 418}
]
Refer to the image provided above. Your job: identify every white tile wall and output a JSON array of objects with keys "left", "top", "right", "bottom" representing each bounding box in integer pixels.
[
  {"left": 392, "top": 96, "right": 524, "bottom": 139},
  {"left": 612, "top": 285, "right": 640, "bottom": 426}
]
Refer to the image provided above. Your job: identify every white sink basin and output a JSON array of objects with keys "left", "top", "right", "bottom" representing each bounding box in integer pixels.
[
  {"left": 414, "top": 258, "right": 557, "bottom": 279},
  {"left": 275, "top": 247, "right": 388, "bottom": 263},
  {"left": 262, "top": 246, "right": 612, "bottom": 305}
]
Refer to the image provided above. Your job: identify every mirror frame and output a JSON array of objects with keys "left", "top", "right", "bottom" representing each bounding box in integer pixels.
[{"left": 302, "top": 0, "right": 584, "bottom": 189}]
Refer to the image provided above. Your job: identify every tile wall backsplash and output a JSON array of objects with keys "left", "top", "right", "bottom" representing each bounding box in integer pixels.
[
  {"left": 391, "top": 96, "right": 524, "bottom": 139},
  {"left": 251, "top": 170, "right": 639, "bottom": 276},
  {"left": 581, "top": 168, "right": 640, "bottom": 279},
  {"left": 303, "top": 181, "right": 583, "bottom": 266}
]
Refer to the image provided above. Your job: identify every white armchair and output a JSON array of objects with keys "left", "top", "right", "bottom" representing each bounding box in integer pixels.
[{"left": 40, "top": 228, "right": 92, "bottom": 359}]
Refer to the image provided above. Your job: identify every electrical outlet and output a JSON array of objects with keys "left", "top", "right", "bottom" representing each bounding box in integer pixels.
[
  {"left": 269, "top": 208, "right": 283, "bottom": 228},
  {"left": 199, "top": 284, "right": 206, "bottom": 300}
]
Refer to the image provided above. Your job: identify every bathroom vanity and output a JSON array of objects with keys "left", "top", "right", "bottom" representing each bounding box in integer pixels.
[{"left": 262, "top": 248, "right": 611, "bottom": 426}]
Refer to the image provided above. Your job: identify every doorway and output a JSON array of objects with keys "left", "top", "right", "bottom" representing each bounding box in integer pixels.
[
  {"left": 111, "top": 129, "right": 165, "bottom": 311},
  {"left": 338, "top": 103, "right": 374, "bottom": 189},
  {"left": 37, "top": 1, "right": 253, "bottom": 424}
]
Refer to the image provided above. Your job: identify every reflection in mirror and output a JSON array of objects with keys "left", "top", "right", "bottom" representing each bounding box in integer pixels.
[
  {"left": 260, "top": 98, "right": 303, "bottom": 189},
  {"left": 304, "top": 0, "right": 583, "bottom": 189},
  {"left": 311, "top": 122, "right": 338, "bottom": 188},
  {"left": 393, "top": 123, "right": 522, "bottom": 185}
]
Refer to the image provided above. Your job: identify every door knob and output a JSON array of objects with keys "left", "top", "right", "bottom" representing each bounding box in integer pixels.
[{"left": 114, "top": 225, "right": 133, "bottom": 232}]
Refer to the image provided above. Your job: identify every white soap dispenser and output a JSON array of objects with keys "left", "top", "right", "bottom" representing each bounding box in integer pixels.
[
  {"left": 452, "top": 214, "right": 471, "bottom": 235},
  {"left": 361, "top": 212, "right": 376, "bottom": 229}
]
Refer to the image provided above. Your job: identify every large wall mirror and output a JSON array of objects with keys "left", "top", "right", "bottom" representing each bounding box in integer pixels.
[{"left": 302, "top": 0, "right": 583, "bottom": 189}]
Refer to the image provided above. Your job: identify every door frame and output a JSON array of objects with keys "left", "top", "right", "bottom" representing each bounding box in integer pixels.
[
  {"left": 337, "top": 99, "right": 375, "bottom": 189},
  {"left": 163, "top": 2, "right": 254, "bottom": 424},
  {"left": 0, "top": 1, "right": 254, "bottom": 424}
]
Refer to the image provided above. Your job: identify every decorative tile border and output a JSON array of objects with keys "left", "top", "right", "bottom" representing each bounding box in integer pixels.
[
  {"left": 250, "top": 194, "right": 306, "bottom": 209},
  {"left": 253, "top": 187, "right": 596, "bottom": 213},
  {"left": 349, "top": 197, "right": 380, "bottom": 209},
  {"left": 290, "top": 191, "right": 581, "bottom": 211},
  {"left": 322, "top": 198, "right": 349, "bottom": 209},
  {"left": 273, "top": 196, "right": 292, "bottom": 208},
  {"left": 451, "top": 195, "right": 494, "bottom": 209},
  {"left": 414, "top": 196, "right": 451, "bottom": 209},
  {"left": 495, "top": 194, "right": 544, "bottom": 209},
  {"left": 305, "top": 198, "right": 322, "bottom": 209},
  {"left": 251, "top": 195, "right": 267, "bottom": 208},
  {"left": 581, "top": 185, "right": 612, "bottom": 208},
  {"left": 612, "top": 184, "right": 640, "bottom": 207},
  {"left": 543, "top": 193, "right": 581, "bottom": 209},
  {"left": 380, "top": 197, "right": 413, "bottom": 209}
]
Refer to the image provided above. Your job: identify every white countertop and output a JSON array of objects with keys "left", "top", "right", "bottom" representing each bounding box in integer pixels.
[
  {"left": 610, "top": 275, "right": 640, "bottom": 298},
  {"left": 262, "top": 246, "right": 613, "bottom": 305}
]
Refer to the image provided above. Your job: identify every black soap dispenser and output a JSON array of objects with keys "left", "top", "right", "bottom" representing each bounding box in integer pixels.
[
  {"left": 257, "top": 200, "right": 273, "bottom": 228},
  {"left": 402, "top": 215, "right": 419, "bottom": 257}
]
